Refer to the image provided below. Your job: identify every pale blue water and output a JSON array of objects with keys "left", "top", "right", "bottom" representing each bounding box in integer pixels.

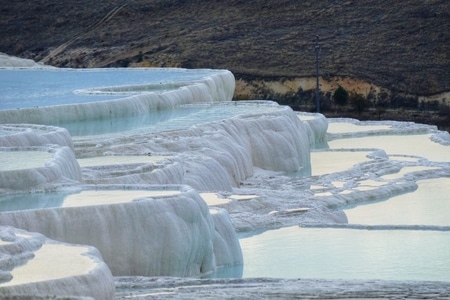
[
  {"left": 0, "top": 192, "right": 70, "bottom": 212},
  {"left": 344, "top": 178, "right": 450, "bottom": 227},
  {"left": 238, "top": 226, "right": 450, "bottom": 281},
  {"left": 0, "top": 68, "right": 217, "bottom": 110}
]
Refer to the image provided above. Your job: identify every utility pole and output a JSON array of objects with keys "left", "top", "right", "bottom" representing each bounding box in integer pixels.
[{"left": 315, "top": 35, "right": 320, "bottom": 113}]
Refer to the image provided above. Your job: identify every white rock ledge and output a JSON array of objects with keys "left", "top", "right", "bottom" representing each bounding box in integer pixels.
[
  {"left": 0, "top": 146, "right": 82, "bottom": 192},
  {"left": 114, "top": 276, "right": 450, "bottom": 299},
  {"left": 0, "top": 226, "right": 114, "bottom": 299},
  {"left": 297, "top": 112, "right": 328, "bottom": 147},
  {"left": 0, "top": 68, "right": 235, "bottom": 124},
  {"left": 0, "top": 184, "right": 243, "bottom": 277},
  {"left": 0, "top": 124, "right": 74, "bottom": 149}
]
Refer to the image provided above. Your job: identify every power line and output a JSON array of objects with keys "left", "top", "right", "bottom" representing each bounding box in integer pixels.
[{"left": 315, "top": 35, "right": 320, "bottom": 113}]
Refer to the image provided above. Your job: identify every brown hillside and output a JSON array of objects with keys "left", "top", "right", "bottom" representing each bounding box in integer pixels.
[{"left": 1, "top": 0, "right": 449, "bottom": 96}]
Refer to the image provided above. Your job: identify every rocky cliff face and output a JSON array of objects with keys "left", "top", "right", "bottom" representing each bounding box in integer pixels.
[{"left": 1, "top": 0, "right": 449, "bottom": 98}]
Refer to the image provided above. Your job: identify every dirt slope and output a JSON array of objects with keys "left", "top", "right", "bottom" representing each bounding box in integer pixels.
[{"left": 1, "top": 0, "right": 449, "bottom": 96}]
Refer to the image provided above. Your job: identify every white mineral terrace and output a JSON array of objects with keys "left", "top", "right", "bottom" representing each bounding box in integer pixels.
[
  {"left": 0, "top": 67, "right": 233, "bottom": 110},
  {"left": 224, "top": 118, "right": 450, "bottom": 285},
  {"left": 0, "top": 184, "right": 243, "bottom": 282},
  {"left": 382, "top": 165, "right": 440, "bottom": 179},
  {"left": 0, "top": 226, "right": 114, "bottom": 299},
  {"left": 0, "top": 124, "right": 74, "bottom": 149},
  {"left": 66, "top": 101, "right": 283, "bottom": 138},
  {"left": 1, "top": 55, "right": 449, "bottom": 298},
  {"left": 0, "top": 146, "right": 81, "bottom": 191}
]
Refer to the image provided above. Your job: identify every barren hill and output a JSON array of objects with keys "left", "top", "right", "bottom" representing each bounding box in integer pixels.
[{"left": 1, "top": 0, "right": 449, "bottom": 97}]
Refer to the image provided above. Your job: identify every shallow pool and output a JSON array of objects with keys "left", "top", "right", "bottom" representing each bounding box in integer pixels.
[
  {"left": 0, "top": 150, "right": 52, "bottom": 171},
  {"left": 239, "top": 226, "right": 450, "bottom": 281},
  {"left": 0, "top": 189, "right": 181, "bottom": 212},
  {"left": 0, "top": 68, "right": 219, "bottom": 110},
  {"left": 345, "top": 178, "right": 450, "bottom": 226},
  {"left": 236, "top": 121, "right": 450, "bottom": 281},
  {"left": 328, "top": 134, "right": 450, "bottom": 162},
  {"left": 310, "top": 150, "right": 370, "bottom": 176}
]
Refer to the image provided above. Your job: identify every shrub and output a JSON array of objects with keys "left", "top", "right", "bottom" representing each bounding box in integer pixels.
[
  {"left": 438, "top": 101, "right": 450, "bottom": 117},
  {"left": 333, "top": 85, "right": 349, "bottom": 106}
]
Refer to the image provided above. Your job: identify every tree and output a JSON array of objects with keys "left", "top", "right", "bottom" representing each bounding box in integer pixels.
[{"left": 333, "top": 85, "right": 349, "bottom": 106}]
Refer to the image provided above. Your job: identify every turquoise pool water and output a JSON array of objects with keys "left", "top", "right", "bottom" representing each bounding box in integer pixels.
[{"left": 0, "top": 68, "right": 218, "bottom": 110}]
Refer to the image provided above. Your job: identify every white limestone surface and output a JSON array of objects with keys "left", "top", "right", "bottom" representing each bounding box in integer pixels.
[
  {"left": 297, "top": 112, "right": 328, "bottom": 147},
  {"left": 217, "top": 118, "right": 450, "bottom": 233},
  {"left": 431, "top": 130, "right": 450, "bottom": 145},
  {"left": 0, "top": 124, "right": 74, "bottom": 149},
  {"left": 74, "top": 106, "right": 312, "bottom": 192},
  {"left": 0, "top": 53, "right": 52, "bottom": 68},
  {"left": 0, "top": 226, "right": 114, "bottom": 299},
  {"left": 0, "top": 146, "right": 81, "bottom": 192},
  {"left": 209, "top": 208, "right": 243, "bottom": 268},
  {"left": 0, "top": 68, "right": 235, "bottom": 124},
  {"left": 79, "top": 155, "right": 182, "bottom": 186},
  {"left": 114, "top": 276, "right": 450, "bottom": 299},
  {"left": 167, "top": 119, "right": 448, "bottom": 300},
  {"left": 0, "top": 185, "right": 242, "bottom": 277},
  {"left": 2, "top": 57, "right": 447, "bottom": 296}
]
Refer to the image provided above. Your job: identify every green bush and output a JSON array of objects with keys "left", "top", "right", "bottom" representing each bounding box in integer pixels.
[{"left": 333, "top": 85, "right": 349, "bottom": 106}]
